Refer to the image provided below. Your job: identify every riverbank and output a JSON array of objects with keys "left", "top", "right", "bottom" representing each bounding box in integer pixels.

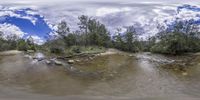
[
  {"left": 0, "top": 50, "right": 22, "bottom": 56},
  {"left": 1, "top": 49, "right": 200, "bottom": 98}
]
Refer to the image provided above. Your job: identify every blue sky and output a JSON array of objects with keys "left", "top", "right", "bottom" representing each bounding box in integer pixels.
[{"left": 0, "top": 0, "right": 200, "bottom": 44}]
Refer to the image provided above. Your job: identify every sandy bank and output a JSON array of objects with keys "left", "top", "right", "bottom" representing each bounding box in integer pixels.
[{"left": 0, "top": 50, "right": 23, "bottom": 56}]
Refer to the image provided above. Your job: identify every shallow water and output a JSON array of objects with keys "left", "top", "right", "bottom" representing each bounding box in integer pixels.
[{"left": 0, "top": 53, "right": 200, "bottom": 99}]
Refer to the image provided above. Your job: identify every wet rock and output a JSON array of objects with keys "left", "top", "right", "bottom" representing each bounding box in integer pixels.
[
  {"left": 33, "top": 53, "right": 45, "bottom": 61},
  {"left": 54, "top": 60, "right": 63, "bottom": 65},
  {"left": 31, "top": 59, "right": 39, "bottom": 64},
  {"left": 182, "top": 72, "right": 188, "bottom": 76},
  {"left": 129, "top": 54, "right": 134, "bottom": 57},
  {"left": 0, "top": 50, "right": 22, "bottom": 56},
  {"left": 146, "top": 52, "right": 151, "bottom": 55},
  {"left": 96, "top": 54, "right": 101, "bottom": 56},
  {"left": 68, "top": 60, "right": 75, "bottom": 64},
  {"left": 109, "top": 74, "right": 114, "bottom": 77},
  {"left": 89, "top": 57, "right": 93, "bottom": 60},
  {"left": 24, "top": 55, "right": 32, "bottom": 59},
  {"left": 45, "top": 60, "right": 51, "bottom": 65},
  {"left": 75, "top": 59, "right": 81, "bottom": 62},
  {"left": 27, "top": 50, "right": 35, "bottom": 53}
]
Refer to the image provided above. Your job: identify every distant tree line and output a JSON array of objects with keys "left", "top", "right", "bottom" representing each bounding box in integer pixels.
[
  {"left": 0, "top": 32, "right": 36, "bottom": 51},
  {"left": 1, "top": 15, "right": 200, "bottom": 55},
  {"left": 150, "top": 20, "right": 200, "bottom": 54},
  {"left": 43, "top": 15, "right": 200, "bottom": 55}
]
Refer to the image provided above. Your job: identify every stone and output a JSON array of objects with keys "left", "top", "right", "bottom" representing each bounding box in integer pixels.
[
  {"left": 75, "top": 59, "right": 81, "bottom": 62},
  {"left": 129, "top": 54, "right": 134, "bottom": 57},
  {"left": 54, "top": 60, "right": 63, "bottom": 65},
  {"left": 182, "top": 72, "right": 188, "bottom": 76},
  {"left": 68, "top": 60, "right": 75, "bottom": 64},
  {"left": 33, "top": 53, "right": 45, "bottom": 61},
  {"left": 24, "top": 55, "right": 32, "bottom": 59},
  {"left": 146, "top": 52, "right": 151, "bottom": 55},
  {"left": 27, "top": 50, "right": 35, "bottom": 53},
  {"left": 0, "top": 50, "right": 22, "bottom": 56},
  {"left": 45, "top": 60, "right": 51, "bottom": 65},
  {"left": 89, "top": 57, "right": 93, "bottom": 60}
]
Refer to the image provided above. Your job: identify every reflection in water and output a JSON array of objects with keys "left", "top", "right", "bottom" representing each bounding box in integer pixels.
[
  {"left": 138, "top": 60, "right": 155, "bottom": 72},
  {"left": 0, "top": 53, "right": 200, "bottom": 98}
]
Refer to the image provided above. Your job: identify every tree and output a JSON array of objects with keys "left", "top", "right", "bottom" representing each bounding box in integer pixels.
[
  {"left": 27, "top": 36, "right": 36, "bottom": 51},
  {"left": 78, "top": 15, "right": 89, "bottom": 45},
  {"left": 17, "top": 39, "right": 28, "bottom": 51},
  {"left": 64, "top": 33, "right": 77, "bottom": 47},
  {"left": 124, "top": 26, "right": 137, "bottom": 52},
  {"left": 151, "top": 20, "right": 200, "bottom": 54},
  {"left": 112, "top": 28, "right": 125, "bottom": 50},
  {"left": 56, "top": 21, "right": 70, "bottom": 37},
  {"left": 87, "top": 18, "right": 111, "bottom": 46}
]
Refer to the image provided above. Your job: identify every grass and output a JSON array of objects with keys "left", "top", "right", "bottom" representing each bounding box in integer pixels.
[
  {"left": 40, "top": 45, "right": 106, "bottom": 58},
  {"left": 65, "top": 46, "right": 106, "bottom": 55}
]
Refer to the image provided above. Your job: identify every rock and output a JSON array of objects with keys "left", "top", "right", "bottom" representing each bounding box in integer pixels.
[
  {"left": 68, "top": 60, "right": 75, "bottom": 64},
  {"left": 24, "top": 55, "right": 32, "bottom": 59},
  {"left": 31, "top": 59, "right": 38, "bottom": 64},
  {"left": 45, "top": 60, "right": 51, "bottom": 65},
  {"left": 96, "top": 54, "right": 100, "bottom": 56},
  {"left": 89, "top": 57, "right": 93, "bottom": 60},
  {"left": 33, "top": 53, "right": 45, "bottom": 61},
  {"left": 75, "top": 59, "right": 81, "bottom": 62},
  {"left": 146, "top": 52, "right": 151, "bottom": 55},
  {"left": 0, "top": 50, "right": 22, "bottom": 56},
  {"left": 54, "top": 60, "right": 63, "bottom": 65},
  {"left": 27, "top": 50, "right": 35, "bottom": 53},
  {"left": 182, "top": 72, "right": 188, "bottom": 76},
  {"left": 109, "top": 74, "right": 114, "bottom": 77},
  {"left": 129, "top": 54, "right": 134, "bottom": 57}
]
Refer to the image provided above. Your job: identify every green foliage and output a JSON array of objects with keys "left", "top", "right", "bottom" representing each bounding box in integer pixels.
[
  {"left": 45, "top": 15, "right": 111, "bottom": 51},
  {"left": 0, "top": 31, "right": 37, "bottom": 52},
  {"left": 17, "top": 39, "right": 28, "bottom": 51},
  {"left": 112, "top": 27, "right": 140, "bottom": 52},
  {"left": 50, "top": 47, "right": 64, "bottom": 54},
  {"left": 64, "top": 33, "right": 77, "bottom": 47},
  {"left": 87, "top": 18, "right": 111, "bottom": 46},
  {"left": 56, "top": 21, "right": 70, "bottom": 37},
  {"left": 41, "top": 16, "right": 200, "bottom": 55},
  {"left": 0, "top": 33, "right": 18, "bottom": 51},
  {"left": 150, "top": 20, "right": 200, "bottom": 55},
  {"left": 71, "top": 46, "right": 81, "bottom": 53}
]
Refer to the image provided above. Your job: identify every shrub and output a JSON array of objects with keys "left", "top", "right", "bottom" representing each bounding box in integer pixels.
[
  {"left": 50, "top": 47, "right": 64, "bottom": 54},
  {"left": 71, "top": 46, "right": 81, "bottom": 53}
]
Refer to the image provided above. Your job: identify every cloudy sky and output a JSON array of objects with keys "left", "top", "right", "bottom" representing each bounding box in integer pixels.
[
  {"left": 0, "top": 0, "right": 200, "bottom": 44},
  {"left": 0, "top": 0, "right": 199, "bottom": 4}
]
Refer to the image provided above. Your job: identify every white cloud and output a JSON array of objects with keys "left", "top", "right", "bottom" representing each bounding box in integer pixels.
[
  {"left": 1, "top": 1, "right": 200, "bottom": 41},
  {"left": 0, "top": 6, "right": 39, "bottom": 25},
  {"left": 0, "top": 23, "right": 26, "bottom": 38},
  {"left": 96, "top": 7, "right": 131, "bottom": 16},
  {"left": 28, "top": 35, "right": 45, "bottom": 45}
]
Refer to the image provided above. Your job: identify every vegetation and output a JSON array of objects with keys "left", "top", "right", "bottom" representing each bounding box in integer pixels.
[
  {"left": 0, "top": 32, "right": 36, "bottom": 52},
  {"left": 43, "top": 15, "right": 111, "bottom": 55},
  {"left": 150, "top": 20, "right": 200, "bottom": 55},
  {"left": 0, "top": 15, "right": 200, "bottom": 55},
  {"left": 112, "top": 26, "right": 142, "bottom": 52}
]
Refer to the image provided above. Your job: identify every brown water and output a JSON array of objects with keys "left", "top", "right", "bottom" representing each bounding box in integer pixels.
[{"left": 0, "top": 53, "right": 200, "bottom": 99}]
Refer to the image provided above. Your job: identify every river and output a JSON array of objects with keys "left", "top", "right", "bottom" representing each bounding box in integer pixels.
[{"left": 0, "top": 52, "right": 200, "bottom": 99}]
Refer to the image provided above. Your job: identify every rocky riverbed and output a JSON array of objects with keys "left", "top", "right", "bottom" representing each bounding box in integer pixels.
[{"left": 0, "top": 50, "right": 200, "bottom": 99}]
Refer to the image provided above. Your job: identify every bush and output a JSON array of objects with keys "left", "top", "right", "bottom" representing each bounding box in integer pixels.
[
  {"left": 71, "top": 46, "right": 81, "bottom": 53},
  {"left": 50, "top": 47, "right": 64, "bottom": 54}
]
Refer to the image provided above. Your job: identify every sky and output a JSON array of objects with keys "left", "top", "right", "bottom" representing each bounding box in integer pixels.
[
  {"left": 0, "top": 0, "right": 200, "bottom": 44},
  {"left": 0, "top": 0, "right": 199, "bottom": 4}
]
